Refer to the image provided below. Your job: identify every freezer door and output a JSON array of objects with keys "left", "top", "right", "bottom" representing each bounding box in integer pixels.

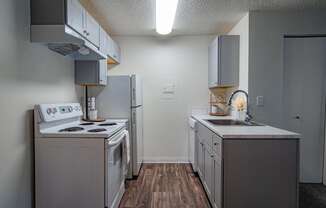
[
  {"left": 131, "top": 75, "right": 143, "bottom": 107},
  {"left": 92, "top": 75, "right": 131, "bottom": 119},
  {"left": 131, "top": 106, "right": 143, "bottom": 176}
]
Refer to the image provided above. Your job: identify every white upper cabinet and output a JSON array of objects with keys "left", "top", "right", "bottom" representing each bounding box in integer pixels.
[
  {"left": 65, "top": 0, "right": 120, "bottom": 65},
  {"left": 99, "top": 27, "right": 121, "bottom": 65},
  {"left": 66, "top": 0, "right": 100, "bottom": 48},
  {"left": 66, "top": 0, "right": 84, "bottom": 36},
  {"left": 106, "top": 35, "right": 121, "bottom": 64},
  {"left": 208, "top": 35, "right": 239, "bottom": 88},
  {"left": 99, "top": 27, "right": 107, "bottom": 54},
  {"left": 84, "top": 11, "right": 100, "bottom": 47}
]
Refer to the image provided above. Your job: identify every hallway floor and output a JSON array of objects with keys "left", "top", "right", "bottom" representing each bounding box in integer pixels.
[
  {"left": 119, "top": 163, "right": 210, "bottom": 208},
  {"left": 120, "top": 164, "right": 326, "bottom": 208},
  {"left": 300, "top": 183, "right": 326, "bottom": 208}
]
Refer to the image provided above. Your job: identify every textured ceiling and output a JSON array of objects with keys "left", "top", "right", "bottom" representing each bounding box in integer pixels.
[{"left": 81, "top": 0, "right": 326, "bottom": 36}]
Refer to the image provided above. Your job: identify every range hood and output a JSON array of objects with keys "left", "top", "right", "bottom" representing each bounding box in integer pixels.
[{"left": 31, "top": 25, "right": 106, "bottom": 60}]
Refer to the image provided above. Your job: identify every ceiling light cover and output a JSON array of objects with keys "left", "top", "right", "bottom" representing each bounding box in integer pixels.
[{"left": 156, "top": 0, "right": 179, "bottom": 35}]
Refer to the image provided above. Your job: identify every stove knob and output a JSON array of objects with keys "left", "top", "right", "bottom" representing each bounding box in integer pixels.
[
  {"left": 46, "top": 108, "right": 52, "bottom": 115},
  {"left": 68, "top": 106, "right": 73, "bottom": 112},
  {"left": 52, "top": 108, "right": 57, "bottom": 114}
]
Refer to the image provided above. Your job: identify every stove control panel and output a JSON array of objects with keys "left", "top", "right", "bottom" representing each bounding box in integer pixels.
[{"left": 37, "top": 103, "right": 83, "bottom": 122}]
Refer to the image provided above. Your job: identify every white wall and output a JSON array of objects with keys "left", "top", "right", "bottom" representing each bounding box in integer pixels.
[
  {"left": 248, "top": 10, "right": 326, "bottom": 127},
  {"left": 228, "top": 13, "right": 249, "bottom": 92},
  {"left": 109, "top": 36, "right": 211, "bottom": 162},
  {"left": 0, "top": 0, "right": 77, "bottom": 207}
]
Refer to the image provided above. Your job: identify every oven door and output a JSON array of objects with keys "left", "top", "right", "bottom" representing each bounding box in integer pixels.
[{"left": 106, "top": 130, "right": 126, "bottom": 208}]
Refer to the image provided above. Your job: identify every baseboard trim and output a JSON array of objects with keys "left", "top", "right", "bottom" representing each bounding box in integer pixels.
[{"left": 143, "top": 157, "right": 189, "bottom": 164}]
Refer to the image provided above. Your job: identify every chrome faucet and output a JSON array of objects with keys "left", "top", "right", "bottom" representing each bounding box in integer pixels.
[{"left": 228, "top": 90, "right": 253, "bottom": 122}]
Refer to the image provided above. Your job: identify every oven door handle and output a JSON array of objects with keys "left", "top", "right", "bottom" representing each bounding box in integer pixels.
[{"left": 108, "top": 131, "right": 126, "bottom": 147}]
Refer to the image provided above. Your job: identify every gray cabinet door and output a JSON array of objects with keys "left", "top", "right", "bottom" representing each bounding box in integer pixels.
[
  {"left": 107, "top": 35, "right": 120, "bottom": 64},
  {"left": 219, "top": 36, "right": 239, "bottom": 86},
  {"left": 208, "top": 37, "right": 218, "bottom": 88},
  {"left": 75, "top": 60, "right": 107, "bottom": 86},
  {"left": 213, "top": 154, "right": 222, "bottom": 208},
  {"left": 66, "top": 0, "right": 84, "bottom": 35},
  {"left": 99, "top": 27, "right": 107, "bottom": 55},
  {"left": 198, "top": 140, "right": 205, "bottom": 179},
  {"left": 85, "top": 12, "right": 100, "bottom": 47},
  {"left": 204, "top": 146, "right": 214, "bottom": 198},
  {"left": 208, "top": 35, "right": 239, "bottom": 88},
  {"left": 98, "top": 60, "right": 107, "bottom": 85},
  {"left": 113, "top": 41, "right": 121, "bottom": 63}
]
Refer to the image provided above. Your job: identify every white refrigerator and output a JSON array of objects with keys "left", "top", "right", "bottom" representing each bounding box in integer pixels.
[{"left": 92, "top": 75, "right": 143, "bottom": 177}]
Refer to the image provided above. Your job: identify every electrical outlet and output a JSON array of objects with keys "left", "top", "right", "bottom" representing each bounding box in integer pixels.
[{"left": 256, "top": 96, "right": 264, "bottom": 106}]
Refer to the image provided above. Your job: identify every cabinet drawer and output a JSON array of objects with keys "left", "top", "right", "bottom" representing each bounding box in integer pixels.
[
  {"left": 212, "top": 134, "right": 222, "bottom": 156},
  {"left": 197, "top": 123, "right": 213, "bottom": 146}
]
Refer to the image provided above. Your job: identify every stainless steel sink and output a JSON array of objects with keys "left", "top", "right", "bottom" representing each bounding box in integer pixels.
[{"left": 205, "top": 119, "right": 263, "bottom": 126}]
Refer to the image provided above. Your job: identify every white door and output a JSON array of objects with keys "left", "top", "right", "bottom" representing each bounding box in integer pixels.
[
  {"left": 283, "top": 37, "right": 326, "bottom": 183},
  {"left": 107, "top": 137, "right": 124, "bottom": 207}
]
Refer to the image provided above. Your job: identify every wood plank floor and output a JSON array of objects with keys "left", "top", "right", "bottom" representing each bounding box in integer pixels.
[{"left": 119, "top": 163, "right": 211, "bottom": 208}]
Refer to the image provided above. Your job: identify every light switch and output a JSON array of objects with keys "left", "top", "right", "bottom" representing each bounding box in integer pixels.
[
  {"left": 161, "top": 84, "right": 176, "bottom": 100},
  {"left": 162, "top": 84, "right": 175, "bottom": 94},
  {"left": 256, "top": 96, "right": 264, "bottom": 106}
]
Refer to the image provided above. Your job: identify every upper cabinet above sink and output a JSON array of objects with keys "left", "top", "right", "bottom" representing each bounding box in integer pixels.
[{"left": 208, "top": 35, "right": 240, "bottom": 88}]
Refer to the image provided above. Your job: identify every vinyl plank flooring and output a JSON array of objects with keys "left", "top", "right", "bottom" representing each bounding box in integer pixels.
[{"left": 119, "top": 164, "right": 211, "bottom": 208}]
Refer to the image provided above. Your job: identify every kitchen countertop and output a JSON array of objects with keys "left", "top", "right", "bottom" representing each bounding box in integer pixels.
[{"left": 192, "top": 114, "right": 300, "bottom": 139}]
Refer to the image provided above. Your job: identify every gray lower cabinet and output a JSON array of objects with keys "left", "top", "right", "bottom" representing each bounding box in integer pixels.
[
  {"left": 75, "top": 60, "right": 107, "bottom": 86},
  {"left": 197, "top": 138, "right": 205, "bottom": 179},
  {"left": 204, "top": 146, "right": 214, "bottom": 199},
  {"left": 213, "top": 154, "right": 222, "bottom": 208},
  {"left": 195, "top": 122, "right": 299, "bottom": 208}
]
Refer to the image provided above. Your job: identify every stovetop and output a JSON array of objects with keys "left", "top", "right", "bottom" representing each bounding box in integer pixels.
[{"left": 39, "top": 119, "right": 127, "bottom": 138}]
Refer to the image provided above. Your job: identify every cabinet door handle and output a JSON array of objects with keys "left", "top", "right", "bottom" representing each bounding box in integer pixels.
[{"left": 214, "top": 142, "right": 218, "bottom": 146}]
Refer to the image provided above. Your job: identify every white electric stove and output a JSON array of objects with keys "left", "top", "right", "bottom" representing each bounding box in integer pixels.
[
  {"left": 34, "top": 103, "right": 128, "bottom": 208},
  {"left": 35, "top": 103, "right": 126, "bottom": 138}
]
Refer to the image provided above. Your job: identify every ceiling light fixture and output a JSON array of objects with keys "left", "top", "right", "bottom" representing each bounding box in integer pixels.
[{"left": 156, "top": 0, "right": 179, "bottom": 35}]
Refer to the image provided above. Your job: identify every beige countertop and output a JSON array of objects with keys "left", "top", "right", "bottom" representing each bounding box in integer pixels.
[{"left": 191, "top": 114, "right": 300, "bottom": 139}]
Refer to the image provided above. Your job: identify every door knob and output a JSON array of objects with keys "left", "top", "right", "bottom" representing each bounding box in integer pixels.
[{"left": 293, "top": 115, "right": 300, "bottom": 119}]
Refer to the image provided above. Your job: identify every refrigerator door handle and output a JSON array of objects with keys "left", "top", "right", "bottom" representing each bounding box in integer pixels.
[
  {"left": 132, "top": 88, "right": 136, "bottom": 104},
  {"left": 132, "top": 111, "right": 136, "bottom": 123}
]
